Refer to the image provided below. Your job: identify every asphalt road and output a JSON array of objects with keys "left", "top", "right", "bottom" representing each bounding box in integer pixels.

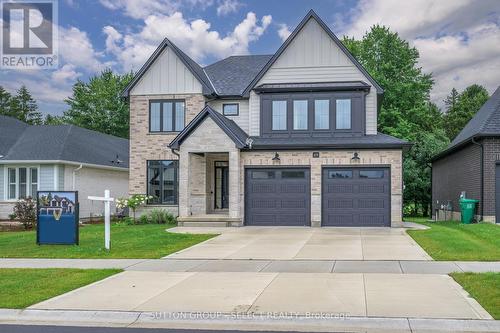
[{"left": 0, "top": 325, "right": 324, "bottom": 333}]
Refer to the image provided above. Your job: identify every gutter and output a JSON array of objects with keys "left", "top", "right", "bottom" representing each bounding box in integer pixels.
[
  {"left": 72, "top": 164, "right": 83, "bottom": 190},
  {"left": 0, "top": 160, "right": 128, "bottom": 171},
  {"left": 471, "top": 137, "right": 484, "bottom": 221}
]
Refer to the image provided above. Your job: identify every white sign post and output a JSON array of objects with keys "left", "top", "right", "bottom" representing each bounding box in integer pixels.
[{"left": 88, "top": 190, "right": 114, "bottom": 250}]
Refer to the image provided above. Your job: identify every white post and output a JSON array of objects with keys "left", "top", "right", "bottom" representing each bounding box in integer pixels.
[
  {"left": 88, "top": 190, "right": 114, "bottom": 251},
  {"left": 104, "top": 190, "right": 111, "bottom": 250}
]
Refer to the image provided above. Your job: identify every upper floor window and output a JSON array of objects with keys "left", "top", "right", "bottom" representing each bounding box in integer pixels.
[
  {"left": 314, "top": 99, "right": 329, "bottom": 130},
  {"left": 223, "top": 103, "right": 239, "bottom": 116},
  {"left": 272, "top": 100, "right": 287, "bottom": 130},
  {"left": 149, "top": 100, "right": 185, "bottom": 133},
  {"left": 7, "top": 167, "right": 38, "bottom": 200},
  {"left": 336, "top": 99, "right": 351, "bottom": 130},
  {"left": 293, "top": 100, "right": 308, "bottom": 130}
]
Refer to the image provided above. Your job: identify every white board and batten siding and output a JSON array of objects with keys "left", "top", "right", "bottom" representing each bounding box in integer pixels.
[
  {"left": 130, "top": 46, "right": 203, "bottom": 95},
  {"left": 207, "top": 100, "right": 250, "bottom": 133},
  {"left": 249, "top": 17, "right": 378, "bottom": 136}
]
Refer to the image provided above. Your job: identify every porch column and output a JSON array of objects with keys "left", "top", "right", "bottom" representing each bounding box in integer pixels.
[
  {"left": 178, "top": 150, "right": 190, "bottom": 217},
  {"left": 229, "top": 150, "right": 240, "bottom": 219}
]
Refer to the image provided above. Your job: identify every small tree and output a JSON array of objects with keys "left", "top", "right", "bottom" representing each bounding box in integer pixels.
[
  {"left": 116, "top": 194, "right": 152, "bottom": 224},
  {"left": 13, "top": 197, "right": 37, "bottom": 230}
]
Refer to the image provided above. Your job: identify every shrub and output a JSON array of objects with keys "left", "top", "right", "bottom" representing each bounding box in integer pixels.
[
  {"left": 13, "top": 197, "right": 36, "bottom": 230},
  {"left": 138, "top": 214, "right": 150, "bottom": 225},
  {"left": 148, "top": 209, "right": 176, "bottom": 224},
  {"left": 115, "top": 194, "right": 153, "bottom": 224},
  {"left": 8, "top": 213, "right": 17, "bottom": 220}
]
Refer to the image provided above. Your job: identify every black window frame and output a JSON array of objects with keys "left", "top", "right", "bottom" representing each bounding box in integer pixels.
[
  {"left": 222, "top": 103, "right": 239, "bottom": 116},
  {"left": 149, "top": 99, "right": 185, "bottom": 133},
  {"left": 146, "top": 160, "right": 179, "bottom": 205},
  {"left": 260, "top": 91, "right": 365, "bottom": 138}
]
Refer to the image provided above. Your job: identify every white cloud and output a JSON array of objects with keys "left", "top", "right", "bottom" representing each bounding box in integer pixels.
[
  {"left": 277, "top": 23, "right": 291, "bottom": 42},
  {"left": 59, "top": 26, "right": 111, "bottom": 72},
  {"left": 217, "top": 0, "right": 241, "bottom": 16},
  {"left": 104, "top": 11, "right": 272, "bottom": 71},
  {"left": 51, "top": 64, "right": 82, "bottom": 83},
  {"left": 99, "top": 0, "right": 213, "bottom": 19},
  {"left": 336, "top": 0, "right": 500, "bottom": 107}
]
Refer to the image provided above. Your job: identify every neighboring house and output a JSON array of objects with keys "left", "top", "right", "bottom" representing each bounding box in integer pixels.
[
  {"left": 124, "top": 10, "right": 410, "bottom": 227},
  {"left": 432, "top": 86, "right": 500, "bottom": 223},
  {"left": 0, "top": 115, "right": 129, "bottom": 219}
]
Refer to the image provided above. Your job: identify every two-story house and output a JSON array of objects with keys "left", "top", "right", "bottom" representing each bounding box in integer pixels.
[{"left": 123, "top": 10, "right": 410, "bottom": 227}]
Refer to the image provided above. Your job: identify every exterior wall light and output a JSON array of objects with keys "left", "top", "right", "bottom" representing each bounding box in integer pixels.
[
  {"left": 351, "top": 152, "right": 360, "bottom": 162},
  {"left": 272, "top": 152, "right": 280, "bottom": 161}
]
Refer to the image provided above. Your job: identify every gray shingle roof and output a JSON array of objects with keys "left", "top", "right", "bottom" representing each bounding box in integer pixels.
[
  {"left": 0, "top": 116, "right": 129, "bottom": 169},
  {"left": 249, "top": 132, "right": 411, "bottom": 149},
  {"left": 433, "top": 86, "right": 500, "bottom": 160},
  {"left": 204, "top": 55, "right": 272, "bottom": 96}
]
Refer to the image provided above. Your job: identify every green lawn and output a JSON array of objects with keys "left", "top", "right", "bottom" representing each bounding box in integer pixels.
[
  {"left": 0, "top": 268, "right": 121, "bottom": 308},
  {"left": 0, "top": 224, "right": 216, "bottom": 259},
  {"left": 405, "top": 218, "right": 500, "bottom": 261},
  {"left": 451, "top": 272, "right": 500, "bottom": 319}
]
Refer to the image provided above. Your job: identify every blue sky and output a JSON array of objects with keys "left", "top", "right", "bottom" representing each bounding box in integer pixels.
[{"left": 1, "top": 0, "right": 499, "bottom": 116}]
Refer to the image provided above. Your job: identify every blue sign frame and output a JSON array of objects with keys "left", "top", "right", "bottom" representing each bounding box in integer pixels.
[{"left": 36, "top": 191, "right": 79, "bottom": 245}]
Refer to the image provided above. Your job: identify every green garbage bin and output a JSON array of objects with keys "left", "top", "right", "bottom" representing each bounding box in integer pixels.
[{"left": 459, "top": 198, "right": 479, "bottom": 224}]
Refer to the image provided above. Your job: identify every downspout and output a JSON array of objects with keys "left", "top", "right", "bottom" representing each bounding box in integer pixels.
[
  {"left": 72, "top": 164, "right": 83, "bottom": 190},
  {"left": 471, "top": 137, "right": 484, "bottom": 221}
]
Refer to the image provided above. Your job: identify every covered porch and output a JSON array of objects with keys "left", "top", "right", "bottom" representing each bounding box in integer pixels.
[{"left": 169, "top": 105, "right": 247, "bottom": 227}]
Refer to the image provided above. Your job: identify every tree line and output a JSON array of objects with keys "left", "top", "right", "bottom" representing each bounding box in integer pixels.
[
  {"left": 0, "top": 70, "right": 133, "bottom": 138},
  {"left": 0, "top": 25, "right": 490, "bottom": 217}
]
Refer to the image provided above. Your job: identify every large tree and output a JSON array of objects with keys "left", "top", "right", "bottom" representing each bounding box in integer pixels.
[
  {"left": 343, "top": 26, "right": 448, "bottom": 216},
  {"left": 6, "top": 85, "right": 43, "bottom": 125},
  {"left": 63, "top": 69, "right": 134, "bottom": 138},
  {"left": 0, "top": 86, "right": 13, "bottom": 117},
  {"left": 443, "top": 85, "right": 489, "bottom": 141}
]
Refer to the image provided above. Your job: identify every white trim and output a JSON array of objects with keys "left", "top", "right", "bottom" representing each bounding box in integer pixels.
[
  {"left": 53, "top": 165, "right": 58, "bottom": 191},
  {"left": 0, "top": 160, "right": 128, "bottom": 172},
  {"left": 203, "top": 68, "right": 218, "bottom": 95}
]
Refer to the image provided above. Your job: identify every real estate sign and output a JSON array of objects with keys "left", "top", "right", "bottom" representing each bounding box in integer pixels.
[{"left": 37, "top": 191, "right": 79, "bottom": 245}]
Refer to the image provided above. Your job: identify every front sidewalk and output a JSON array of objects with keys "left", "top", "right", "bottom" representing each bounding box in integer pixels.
[{"left": 1, "top": 258, "right": 499, "bottom": 274}]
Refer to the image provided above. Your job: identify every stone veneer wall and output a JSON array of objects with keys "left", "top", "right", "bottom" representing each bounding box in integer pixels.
[
  {"left": 240, "top": 150, "right": 403, "bottom": 227},
  {"left": 129, "top": 93, "right": 205, "bottom": 216}
]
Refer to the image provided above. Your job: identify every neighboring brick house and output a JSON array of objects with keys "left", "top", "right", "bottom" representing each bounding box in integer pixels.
[
  {"left": 432, "top": 86, "right": 500, "bottom": 223},
  {"left": 124, "top": 10, "right": 410, "bottom": 227},
  {"left": 0, "top": 116, "right": 129, "bottom": 219}
]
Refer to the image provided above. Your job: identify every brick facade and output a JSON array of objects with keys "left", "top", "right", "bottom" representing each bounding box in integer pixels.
[
  {"left": 480, "top": 138, "right": 500, "bottom": 221},
  {"left": 129, "top": 93, "right": 205, "bottom": 215}
]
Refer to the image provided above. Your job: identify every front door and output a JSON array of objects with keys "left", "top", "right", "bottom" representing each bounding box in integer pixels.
[{"left": 215, "top": 161, "right": 229, "bottom": 209}]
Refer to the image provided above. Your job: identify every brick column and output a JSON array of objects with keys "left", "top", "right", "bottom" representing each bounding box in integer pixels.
[
  {"left": 229, "top": 150, "right": 240, "bottom": 219},
  {"left": 179, "top": 151, "right": 190, "bottom": 217}
]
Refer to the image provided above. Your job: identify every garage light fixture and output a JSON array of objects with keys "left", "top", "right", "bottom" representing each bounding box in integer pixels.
[
  {"left": 351, "top": 152, "right": 360, "bottom": 162},
  {"left": 272, "top": 152, "right": 280, "bottom": 161}
]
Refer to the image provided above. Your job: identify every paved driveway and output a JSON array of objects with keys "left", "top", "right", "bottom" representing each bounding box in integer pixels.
[{"left": 166, "top": 227, "right": 432, "bottom": 261}]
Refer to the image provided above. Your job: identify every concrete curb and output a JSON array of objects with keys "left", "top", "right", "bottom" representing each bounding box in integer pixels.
[{"left": 0, "top": 309, "right": 499, "bottom": 332}]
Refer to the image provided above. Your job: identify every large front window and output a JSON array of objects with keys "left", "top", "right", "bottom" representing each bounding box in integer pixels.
[
  {"left": 293, "top": 100, "right": 308, "bottom": 130},
  {"left": 147, "top": 160, "right": 178, "bottom": 204},
  {"left": 6, "top": 167, "right": 38, "bottom": 200},
  {"left": 149, "top": 100, "right": 185, "bottom": 133},
  {"left": 336, "top": 99, "right": 351, "bottom": 129},
  {"left": 272, "top": 100, "right": 287, "bottom": 130}
]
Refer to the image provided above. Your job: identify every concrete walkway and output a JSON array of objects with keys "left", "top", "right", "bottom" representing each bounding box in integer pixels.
[
  {"left": 28, "top": 271, "right": 491, "bottom": 320},
  {"left": 1, "top": 258, "right": 499, "bottom": 274},
  {"left": 1, "top": 309, "right": 499, "bottom": 333}
]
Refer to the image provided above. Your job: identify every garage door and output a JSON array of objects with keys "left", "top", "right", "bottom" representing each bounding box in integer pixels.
[
  {"left": 245, "top": 168, "right": 310, "bottom": 226},
  {"left": 322, "top": 167, "right": 390, "bottom": 227}
]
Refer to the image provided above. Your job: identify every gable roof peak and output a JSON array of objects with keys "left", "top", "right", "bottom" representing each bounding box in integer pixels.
[{"left": 242, "top": 9, "right": 383, "bottom": 97}]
